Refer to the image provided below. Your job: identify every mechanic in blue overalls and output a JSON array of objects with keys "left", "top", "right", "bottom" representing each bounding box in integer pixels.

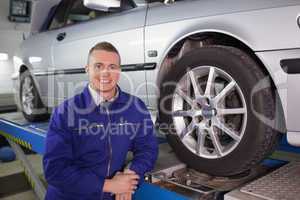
[{"left": 43, "top": 42, "right": 158, "bottom": 200}]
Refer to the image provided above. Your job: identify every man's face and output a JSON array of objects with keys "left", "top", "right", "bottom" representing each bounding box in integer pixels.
[{"left": 86, "top": 50, "right": 121, "bottom": 93}]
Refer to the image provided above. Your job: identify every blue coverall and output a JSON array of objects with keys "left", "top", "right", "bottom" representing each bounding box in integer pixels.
[{"left": 43, "top": 85, "right": 158, "bottom": 199}]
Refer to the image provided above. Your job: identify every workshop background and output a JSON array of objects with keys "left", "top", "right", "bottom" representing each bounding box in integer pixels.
[{"left": 0, "top": 0, "right": 300, "bottom": 200}]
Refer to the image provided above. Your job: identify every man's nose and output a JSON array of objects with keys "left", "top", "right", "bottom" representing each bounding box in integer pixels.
[
  {"left": 100, "top": 70, "right": 109, "bottom": 76},
  {"left": 99, "top": 66, "right": 111, "bottom": 76}
]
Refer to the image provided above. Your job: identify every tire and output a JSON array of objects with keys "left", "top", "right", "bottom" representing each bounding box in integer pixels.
[
  {"left": 20, "top": 71, "right": 49, "bottom": 122},
  {"left": 159, "top": 45, "right": 280, "bottom": 176}
]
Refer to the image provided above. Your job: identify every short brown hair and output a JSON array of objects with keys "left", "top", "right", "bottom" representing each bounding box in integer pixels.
[{"left": 87, "top": 42, "right": 120, "bottom": 64}]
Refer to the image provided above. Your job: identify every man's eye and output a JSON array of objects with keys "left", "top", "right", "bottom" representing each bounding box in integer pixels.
[
  {"left": 95, "top": 64, "right": 101, "bottom": 69},
  {"left": 110, "top": 65, "right": 118, "bottom": 70}
]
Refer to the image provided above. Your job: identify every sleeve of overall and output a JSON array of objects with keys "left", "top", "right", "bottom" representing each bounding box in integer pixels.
[
  {"left": 43, "top": 105, "right": 105, "bottom": 194},
  {"left": 129, "top": 99, "right": 159, "bottom": 183}
]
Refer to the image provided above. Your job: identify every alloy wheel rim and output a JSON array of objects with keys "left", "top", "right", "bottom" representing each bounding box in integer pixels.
[
  {"left": 22, "top": 77, "right": 35, "bottom": 115},
  {"left": 172, "top": 66, "right": 247, "bottom": 159}
]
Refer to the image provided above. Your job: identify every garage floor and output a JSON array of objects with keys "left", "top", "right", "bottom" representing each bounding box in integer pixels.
[{"left": 0, "top": 155, "right": 42, "bottom": 200}]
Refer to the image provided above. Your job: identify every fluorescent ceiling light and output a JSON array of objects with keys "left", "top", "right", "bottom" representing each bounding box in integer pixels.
[
  {"left": 29, "top": 56, "right": 42, "bottom": 63},
  {"left": 0, "top": 53, "right": 8, "bottom": 61}
]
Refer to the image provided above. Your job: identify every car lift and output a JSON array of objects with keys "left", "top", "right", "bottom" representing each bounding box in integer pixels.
[{"left": 0, "top": 112, "right": 300, "bottom": 200}]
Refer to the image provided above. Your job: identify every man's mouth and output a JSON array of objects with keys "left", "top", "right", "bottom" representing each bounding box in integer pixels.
[{"left": 100, "top": 80, "right": 111, "bottom": 84}]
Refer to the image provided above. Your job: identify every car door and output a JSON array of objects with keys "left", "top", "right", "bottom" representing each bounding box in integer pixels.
[
  {"left": 30, "top": 0, "right": 72, "bottom": 107},
  {"left": 51, "top": 0, "right": 149, "bottom": 105}
]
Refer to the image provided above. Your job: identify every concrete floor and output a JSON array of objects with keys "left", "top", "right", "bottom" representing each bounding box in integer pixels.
[
  {"left": 0, "top": 191, "right": 36, "bottom": 200},
  {"left": 0, "top": 154, "right": 43, "bottom": 200}
]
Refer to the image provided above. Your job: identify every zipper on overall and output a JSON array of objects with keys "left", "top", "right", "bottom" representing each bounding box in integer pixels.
[
  {"left": 97, "top": 103, "right": 113, "bottom": 199},
  {"left": 104, "top": 105, "right": 113, "bottom": 178}
]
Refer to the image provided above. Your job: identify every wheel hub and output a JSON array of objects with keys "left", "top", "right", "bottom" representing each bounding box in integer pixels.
[
  {"left": 22, "top": 76, "right": 35, "bottom": 115},
  {"left": 200, "top": 104, "right": 216, "bottom": 119}
]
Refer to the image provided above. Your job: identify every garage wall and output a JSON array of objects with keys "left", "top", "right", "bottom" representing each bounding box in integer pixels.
[{"left": 0, "top": 0, "right": 30, "bottom": 104}]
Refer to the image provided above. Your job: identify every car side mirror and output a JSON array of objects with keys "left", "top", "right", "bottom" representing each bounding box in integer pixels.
[{"left": 84, "top": 0, "right": 121, "bottom": 12}]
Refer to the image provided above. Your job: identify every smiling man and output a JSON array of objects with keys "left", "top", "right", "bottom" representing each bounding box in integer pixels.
[{"left": 43, "top": 42, "right": 158, "bottom": 200}]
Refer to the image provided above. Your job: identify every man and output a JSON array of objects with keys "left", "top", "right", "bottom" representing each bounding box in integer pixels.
[{"left": 43, "top": 42, "right": 158, "bottom": 200}]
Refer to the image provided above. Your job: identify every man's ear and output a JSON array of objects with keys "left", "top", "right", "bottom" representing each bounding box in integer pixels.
[{"left": 85, "top": 65, "right": 89, "bottom": 73}]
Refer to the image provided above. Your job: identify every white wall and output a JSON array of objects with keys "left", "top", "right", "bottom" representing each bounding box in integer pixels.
[{"left": 0, "top": 0, "right": 31, "bottom": 94}]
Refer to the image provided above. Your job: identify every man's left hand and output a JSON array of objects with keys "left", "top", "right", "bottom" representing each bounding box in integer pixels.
[
  {"left": 115, "top": 169, "right": 138, "bottom": 200},
  {"left": 124, "top": 169, "right": 136, "bottom": 175},
  {"left": 115, "top": 193, "right": 132, "bottom": 200}
]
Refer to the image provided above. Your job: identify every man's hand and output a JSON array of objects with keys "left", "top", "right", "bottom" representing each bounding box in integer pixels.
[
  {"left": 103, "top": 172, "right": 139, "bottom": 194},
  {"left": 116, "top": 193, "right": 132, "bottom": 200},
  {"left": 124, "top": 168, "right": 137, "bottom": 175},
  {"left": 115, "top": 169, "right": 139, "bottom": 200}
]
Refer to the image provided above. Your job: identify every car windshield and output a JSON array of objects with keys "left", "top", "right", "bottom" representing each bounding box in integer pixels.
[
  {"left": 66, "top": 0, "right": 110, "bottom": 25},
  {"left": 147, "top": 0, "right": 183, "bottom": 3}
]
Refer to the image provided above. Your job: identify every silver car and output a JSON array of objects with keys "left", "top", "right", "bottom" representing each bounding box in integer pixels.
[{"left": 12, "top": 0, "right": 300, "bottom": 176}]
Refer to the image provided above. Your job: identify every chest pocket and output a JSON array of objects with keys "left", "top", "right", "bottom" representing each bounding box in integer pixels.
[
  {"left": 71, "top": 123, "right": 107, "bottom": 138},
  {"left": 110, "top": 121, "right": 140, "bottom": 138},
  {"left": 71, "top": 123, "right": 108, "bottom": 157}
]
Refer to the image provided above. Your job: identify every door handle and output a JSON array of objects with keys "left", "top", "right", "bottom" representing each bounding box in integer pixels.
[{"left": 56, "top": 32, "right": 66, "bottom": 41}]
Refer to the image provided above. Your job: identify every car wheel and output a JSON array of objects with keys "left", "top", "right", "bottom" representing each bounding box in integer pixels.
[
  {"left": 20, "top": 71, "right": 49, "bottom": 122},
  {"left": 159, "top": 45, "right": 280, "bottom": 176}
]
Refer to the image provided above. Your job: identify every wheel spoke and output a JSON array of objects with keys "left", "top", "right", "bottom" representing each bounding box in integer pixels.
[
  {"left": 188, "top": 70, "right": 202, "bottom": 98},
  {"left": 176, "top": 87, "right": 193, "bottom": 106},
  {"left": 23, "top": 78, "right": 29, "bottom": 87},
  {"left": 172, "top": 110, "right": 193, "bottom": 117},
  {"left": 214, "top": 119, "right": 241, "bottom": 142},
  {"left": 29, "top": 101, "right": 34, "bottom": 109},
  {"left": 218, "top": 107, "right": 246, "bottom": 115},
  {"left": 24, "top": 77, "right": 31, "bottom": 88},
  {"left": 25, "top": 96, "right": 34, "bottom": 104},
  {"left": 195, "top": 128, "right": 206, "bottom": 156},
  {"left": 179, "top": 122, "right": 195, "bottom": 139},
  {"left": 25, "top": 86, "right": 33, "bottom": 94},
  {"left": 204, "top": 67, "right": 216, "bottom": 97},
  {"left": 208, "top": 128, "right": 223, "bottom": 157},
  {"left": 214, "top": 81, "right": 236, "bottom": 103}
]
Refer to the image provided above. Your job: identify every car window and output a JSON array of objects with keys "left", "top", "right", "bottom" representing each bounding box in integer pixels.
[
  {"left": 64, "top": 0, "right": 137, "bottom": 26},
  {"left": 48, "top": 0, "right": 136, "bottom": 30},
  {"left": 64, "top": 0, "right": 110, "bottom": 26},
  {"left": 48, "top": 0, "right": 71, "bottom": 30}
]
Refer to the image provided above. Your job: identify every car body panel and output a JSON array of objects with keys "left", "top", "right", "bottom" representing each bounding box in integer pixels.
[{"left": 146, "top": 0, "right": 300, "bottom": 27}]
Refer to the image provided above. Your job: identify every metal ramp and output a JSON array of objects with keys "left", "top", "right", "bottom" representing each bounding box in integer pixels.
[
  {"left": 147, "top": 143, "right": 275, "bottom": 200},
  {"left": 225, "top": 162, "right": 300, "bottom": 200}
]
